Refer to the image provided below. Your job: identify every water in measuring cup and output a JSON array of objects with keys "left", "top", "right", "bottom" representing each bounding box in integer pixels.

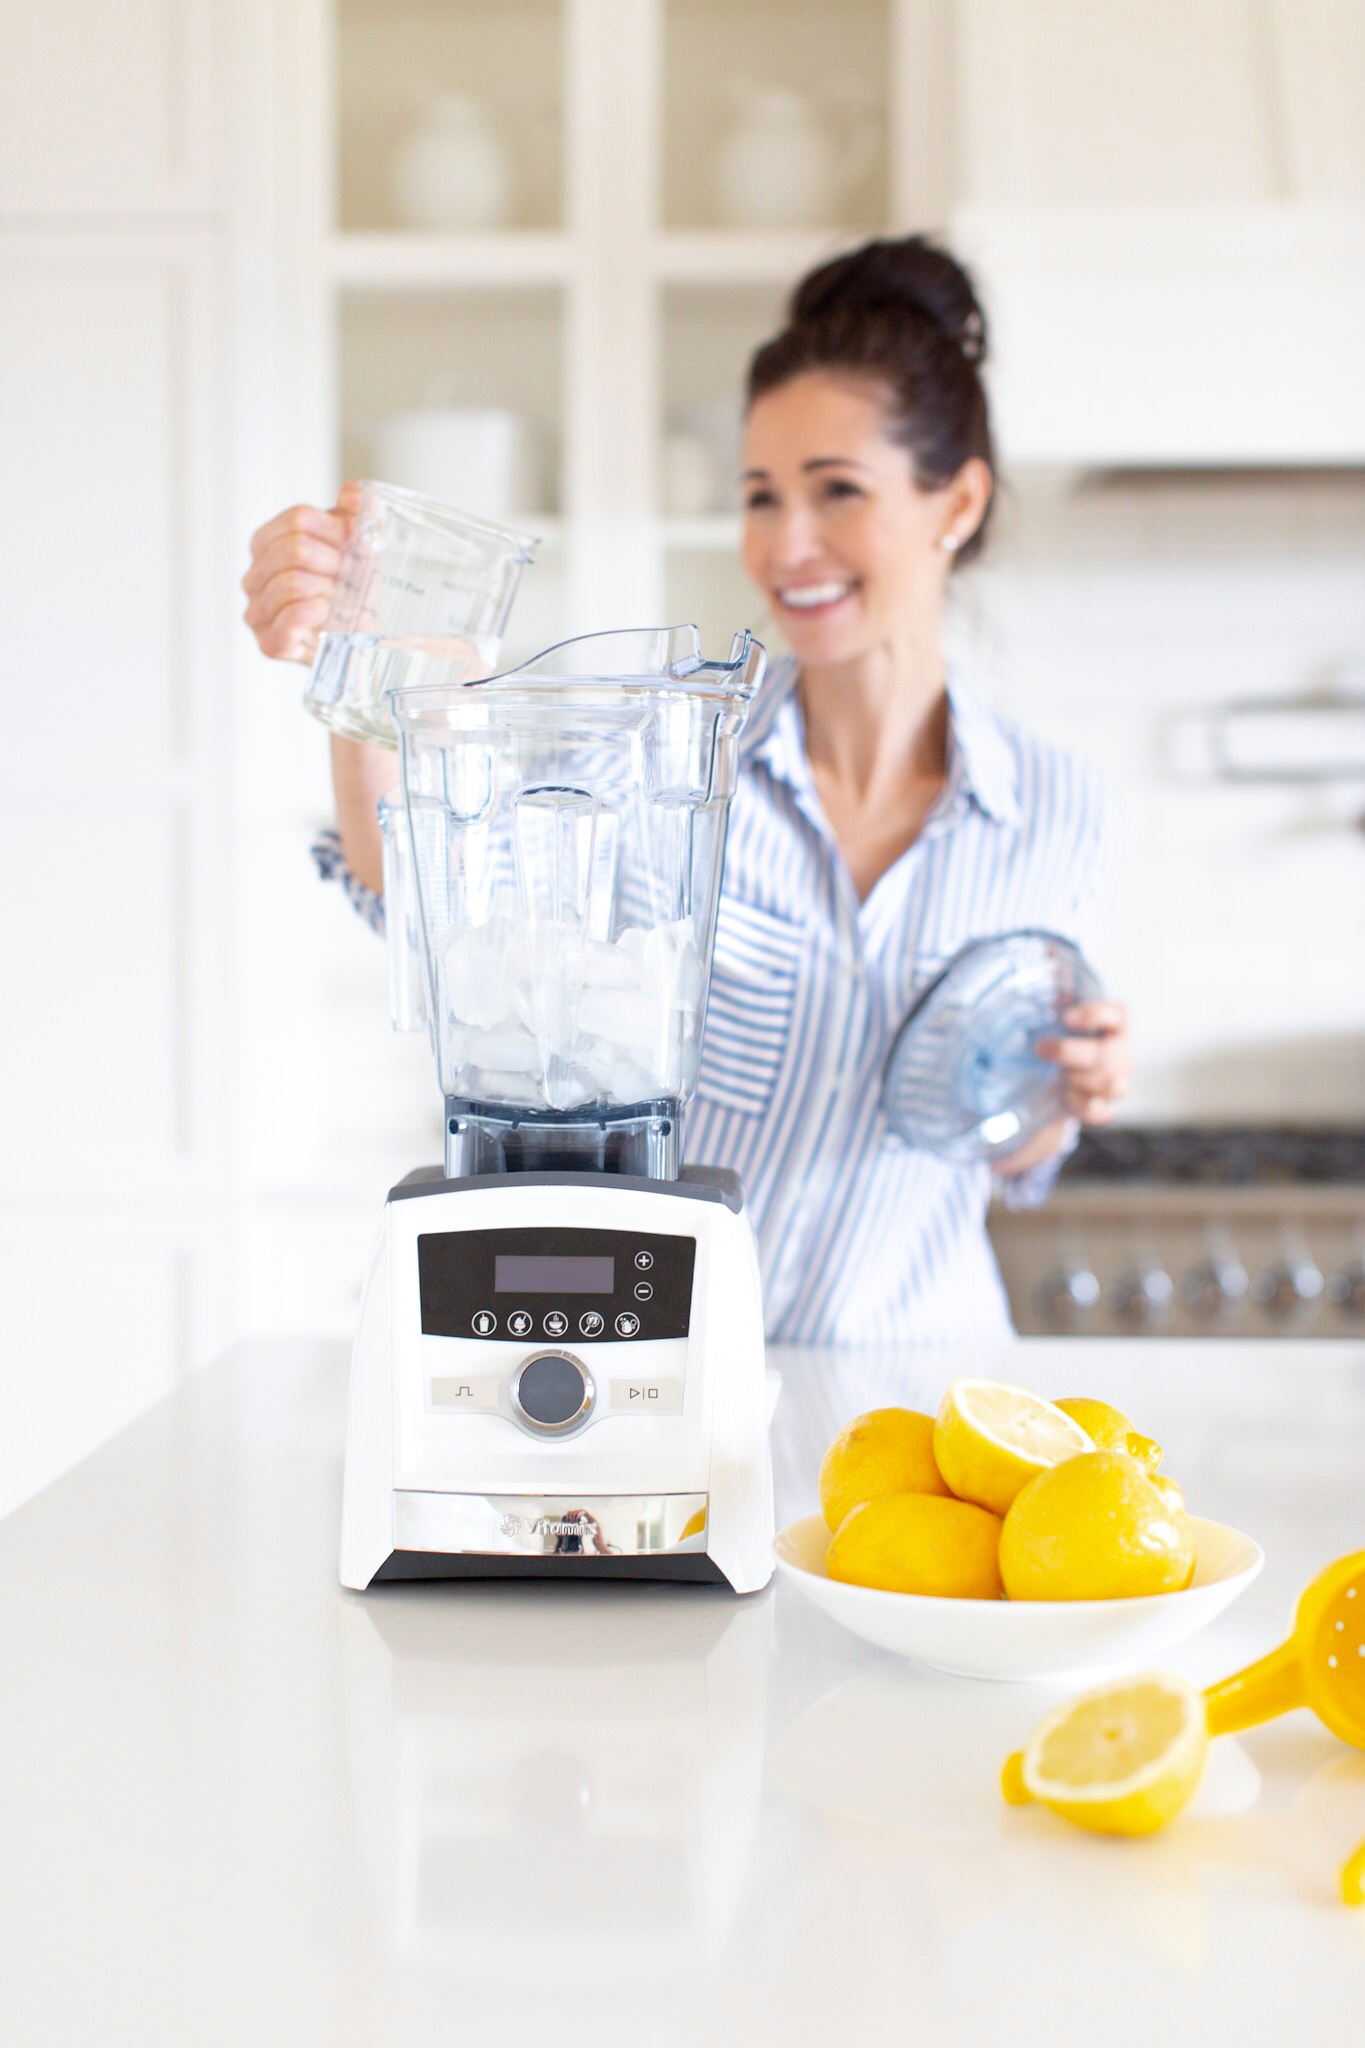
[{"left": 307, "top": 630, "right": 502, "bottom": 748}]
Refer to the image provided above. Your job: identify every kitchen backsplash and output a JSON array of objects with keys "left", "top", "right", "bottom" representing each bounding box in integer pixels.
[{"left": 947, "top": 469, "right": 1365, "bottom": 1122}]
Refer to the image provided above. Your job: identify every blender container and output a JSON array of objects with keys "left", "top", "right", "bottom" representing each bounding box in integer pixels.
[
  {"left": 385, "top": 625, "right": 766, "bottom": 1179},
  {"left": 305, "top": 480, "right": 539, "bottom": 747},
  {"left": 881, "top": 931, "right": 1101, "bottom": 1164}
]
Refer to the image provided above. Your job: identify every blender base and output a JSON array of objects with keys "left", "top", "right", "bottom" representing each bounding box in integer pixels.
[{"left": 339, "top": 1164, "right": 773, "bottom": 1596}]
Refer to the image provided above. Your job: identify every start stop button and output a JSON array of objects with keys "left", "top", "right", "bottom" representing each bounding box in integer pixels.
[{"left": 510, "top": 1351, "right": 595, "bottom": 1437}]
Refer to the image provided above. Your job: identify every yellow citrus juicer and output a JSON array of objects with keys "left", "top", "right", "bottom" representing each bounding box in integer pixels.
[{"left": 1203, "top": 1549, "right": 1365, "bottom": 1751}]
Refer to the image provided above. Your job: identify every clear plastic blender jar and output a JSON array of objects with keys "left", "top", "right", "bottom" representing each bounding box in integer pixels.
[
  {"left": 305, "top": 480, "right": 540, "bottom": 747},
  {"left": 384, "top": 625, "right": 766, "bottom": 1179}
]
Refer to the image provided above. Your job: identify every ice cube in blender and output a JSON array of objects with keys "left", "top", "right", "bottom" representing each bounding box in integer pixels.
[{"left": 443, "top": 918, "right": 514, "bottom": 1029}]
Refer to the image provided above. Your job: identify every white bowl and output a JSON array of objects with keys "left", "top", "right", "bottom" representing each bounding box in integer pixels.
[{"left": 773, "top": 1513, "right": 1264, "bottom": 1682}]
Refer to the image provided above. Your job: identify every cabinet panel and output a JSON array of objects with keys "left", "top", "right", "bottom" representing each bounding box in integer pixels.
[
  {"left": 0, "top": 0, "right": 218, "bottom": 210},
  {"left": 0, "top": 246, "right": 213, "bottom": 772},
  {"left": 0, "top": 804, "right": 189, "bottom": 1188}
]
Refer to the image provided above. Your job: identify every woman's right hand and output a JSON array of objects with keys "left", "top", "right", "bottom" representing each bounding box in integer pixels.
[{"left": 241, "top": 480, "right": 362, "bottom": 664}]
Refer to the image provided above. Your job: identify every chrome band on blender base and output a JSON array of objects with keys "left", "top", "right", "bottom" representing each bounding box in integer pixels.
[
  {"left": 391, "top": 1490, "right": 710, "bottom": 1558},
  {"left": 338, "top": 623, "right": 774, "bottom": 1596}
]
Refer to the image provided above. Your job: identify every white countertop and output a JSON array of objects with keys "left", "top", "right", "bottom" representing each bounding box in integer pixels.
[{"left": 2, "top": 1336, "right": 1364, "bottom": 2045}]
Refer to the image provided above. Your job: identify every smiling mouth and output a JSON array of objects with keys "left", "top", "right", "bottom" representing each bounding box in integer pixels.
[{"left": 775, "top": 581, "right": 855, "bottom": 612}]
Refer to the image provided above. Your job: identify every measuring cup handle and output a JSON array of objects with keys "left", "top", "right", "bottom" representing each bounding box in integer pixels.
[{"left": 1204, "top": 1638, "right": 1304, "bottom": 1736}]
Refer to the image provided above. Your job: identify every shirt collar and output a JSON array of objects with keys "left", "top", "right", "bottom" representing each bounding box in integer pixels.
[{"left": 743, "top": 655, "right": 1020, "bottom": 828}]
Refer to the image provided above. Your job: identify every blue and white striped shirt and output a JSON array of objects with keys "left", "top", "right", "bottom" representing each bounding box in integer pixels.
[
  {"left": 316, "top": 656, "right": 1111, "bottom": 1344},
  {"left": 685, "top": 657, "right": 1112, "bottom": 1344}
]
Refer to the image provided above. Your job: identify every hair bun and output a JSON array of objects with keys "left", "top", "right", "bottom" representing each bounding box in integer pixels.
[{"left": 789, "top": 235, "right": 988, "bottom": 364}]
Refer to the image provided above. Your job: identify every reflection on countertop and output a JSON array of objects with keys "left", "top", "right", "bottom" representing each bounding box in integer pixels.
[{"left": 0, "top": 1336, "right": 1363, "bottom": 2045}]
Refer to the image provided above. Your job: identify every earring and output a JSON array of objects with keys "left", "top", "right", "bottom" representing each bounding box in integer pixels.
[{"left": 940, "top": 532, "right": 961, "bottom": 553}]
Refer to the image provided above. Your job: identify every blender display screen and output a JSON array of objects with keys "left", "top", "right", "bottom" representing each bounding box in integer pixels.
[{"left": 495, "top": 1254, "right": 615, "bottom": 1295}]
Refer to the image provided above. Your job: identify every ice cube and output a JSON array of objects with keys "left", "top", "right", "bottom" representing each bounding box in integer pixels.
[
  {"left": 580, "top": 933, "right": 639, "bottom": 991},
  {"left": 443, "top": 918, "right": 513, "bottom": 1030},
  {"left": 464, "top": 1065, "right": 543, "bottom": 1108}
]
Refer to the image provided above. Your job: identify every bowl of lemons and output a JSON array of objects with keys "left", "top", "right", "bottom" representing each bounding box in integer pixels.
[{"left": 773, "top": 1381, "right": 1262, "bottom": 1681}]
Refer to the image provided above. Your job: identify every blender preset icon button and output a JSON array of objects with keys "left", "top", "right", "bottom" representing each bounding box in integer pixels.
[
  {"left": 579, "top": 1311, "right": 605, "bottom": 1337},
  {"left": 543, "top": 1310, "right": 569, "bottom": 1338},
  {"left": 634, "top": 1251, "right": 654, "bottom": 1270},
  {"left": 507, "top": 1310, "right": 534, "bottom": 1338},
  {"left": 471, "top": 1310, "right": 497, "bottom": 1336},
  {"left": 614, "top": 1312, "right": 640, "bottom": 1338},
  {"left": 633, "top": 1280, "right": 654, "bottom": 1301}
]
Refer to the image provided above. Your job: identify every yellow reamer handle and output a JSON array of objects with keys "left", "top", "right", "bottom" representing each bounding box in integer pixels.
[{"left": 1203, "top": 1638, "right": 1306, "bottom": 1737}]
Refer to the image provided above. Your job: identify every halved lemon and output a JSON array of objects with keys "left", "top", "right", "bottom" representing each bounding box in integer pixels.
[
  {"left": 933, "top": 1379, "right": 1094, "bottom": 1517},
  {"left": 1004, "top": 1672, "right": 1208, "bottom": 1836}
]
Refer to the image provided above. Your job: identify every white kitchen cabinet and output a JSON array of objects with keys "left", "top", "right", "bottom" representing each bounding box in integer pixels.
[{"left": 0, "top": 5, "right": 237, "bottom": 1518}]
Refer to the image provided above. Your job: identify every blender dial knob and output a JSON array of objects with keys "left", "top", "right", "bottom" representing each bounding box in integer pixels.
[
  {"left": 511, "top": 1351, "right": 595, "bottom": 1436},
  {"left": 1113, "top": 1264, "right": 1175, "bottom": 1324},
  {"left": 1328, "top": 1261, "right": 1365, "bottom": 1317},
  {"left": 1040, "top": 1265, "right": 1101, "bottom": 1318},
  {"left": 1253, "top": 1257, "right": 1324, "bottom": 1314},
  {"left": 1183, "top": 1255, "right": 1249, "bottom": 1316}
]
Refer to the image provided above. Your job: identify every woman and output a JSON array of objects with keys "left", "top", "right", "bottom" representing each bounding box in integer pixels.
[{"left": 242, "top": 235, "right": 1130, "bottom": 1342}]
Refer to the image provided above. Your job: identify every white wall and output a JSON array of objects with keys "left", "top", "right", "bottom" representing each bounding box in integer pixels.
[{"left": 950, "top": 470, "right": 1365, "bottom": 1121}]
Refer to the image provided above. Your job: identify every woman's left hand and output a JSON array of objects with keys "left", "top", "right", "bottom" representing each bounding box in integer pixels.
[{"left": 1035, "top": 1000, "right": 1131, "bottom": 1125}]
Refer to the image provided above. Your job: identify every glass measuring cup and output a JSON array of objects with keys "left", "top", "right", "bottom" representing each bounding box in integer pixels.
[
  {"left": 304, "top": 481, "right": 539, "bottom": 747},
  {"left": 881, "top": 931, "right": 1102, "bottom": 1164}
]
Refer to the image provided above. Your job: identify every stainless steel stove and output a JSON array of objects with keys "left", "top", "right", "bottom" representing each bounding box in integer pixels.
[{"left": 988, "top": 1127, "right": 1365, "bottom": 1337}]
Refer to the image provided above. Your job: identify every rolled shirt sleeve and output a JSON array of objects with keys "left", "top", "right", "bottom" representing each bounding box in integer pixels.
[{"left": 311, "top": 828, "right": 386, "bottom": 935}]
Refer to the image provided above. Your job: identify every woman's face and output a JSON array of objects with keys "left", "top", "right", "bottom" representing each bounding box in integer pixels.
[{"left": 740, "top": 370, "right": 990, "bottom": 667}]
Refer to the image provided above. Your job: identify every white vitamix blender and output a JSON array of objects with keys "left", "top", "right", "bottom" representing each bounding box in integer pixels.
[{"left": 340, "top": 626, "right": 775, "bottom": 1594}]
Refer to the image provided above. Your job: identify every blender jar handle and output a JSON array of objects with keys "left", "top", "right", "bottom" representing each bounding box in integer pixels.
[{"left": 378, "top": 790, "right": 428, "bottom": 1033}]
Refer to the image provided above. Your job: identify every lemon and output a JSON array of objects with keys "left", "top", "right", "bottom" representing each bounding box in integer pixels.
[
  {"left": 1000, "top": 1751, "right": 1031, "bottom": 1806},
  {"left": 1343, "top": 1840, "right": 1365, "bottom": 1908},
  {"left": 1000, "top": 1450, "right": 1197, "bottom": 1601},
  {"left": 1148, "top": 1473, "right": 1185, "bottom": 1515},
  {"left": 825, "top": 1493, "right": 1003, "bottom": 1599},
  {"left": 1004, "top": 1672, "right": 1208, "bottom": 1835},
  {"left": 1055, "top": 1396, "right": 1162, "bottom": 1474},
  {"left": 819, "top": 1407, "right": 950, "bottom": 1532},
  {"left": 932, "top": 1379, "right": 1094, "bottom": 1517}
]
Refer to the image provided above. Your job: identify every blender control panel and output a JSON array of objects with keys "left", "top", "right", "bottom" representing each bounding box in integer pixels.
[{"left": 417, "top": 1226, "right": 696, "bottom": 1344}]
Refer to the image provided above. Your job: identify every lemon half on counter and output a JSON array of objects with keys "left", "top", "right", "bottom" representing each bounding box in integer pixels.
[{"left": 1002, "top": 1672, "right": 1209, "bottom": 1835}]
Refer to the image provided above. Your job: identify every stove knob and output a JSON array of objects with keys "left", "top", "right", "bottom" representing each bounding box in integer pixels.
[
  {"left": 1328, "top": 1261, "right": 1365, "bottom": 1317},
  {"left": 1112, "top": 1264, "right": 1175, "bottom": 1325},
  {"left": 1182, "top": 1255, "right": 1249, "bottom": 1317},
  {"left": 1252, "top": 1257, "right": 1325, "bottom": 1315},
  {"left": 1040, "top": 1265, "right": 1102, "bottom": 1320}
]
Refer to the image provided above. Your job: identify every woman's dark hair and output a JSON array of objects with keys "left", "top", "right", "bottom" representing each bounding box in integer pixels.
[{"left": 745, "top": 235, "right": 996, "bottom": 562}]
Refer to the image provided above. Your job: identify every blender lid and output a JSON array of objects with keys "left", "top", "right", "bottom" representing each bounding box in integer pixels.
[
  {"left": 881, "top": 930, "right": 1102, "bottom": 1164},
  {"left": 386, "top": 623, "right": 766, "bottom": 720}
]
